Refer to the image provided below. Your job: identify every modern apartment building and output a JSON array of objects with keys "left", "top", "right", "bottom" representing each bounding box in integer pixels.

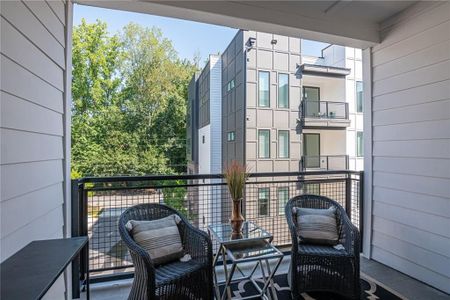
[
  {"left": 187, "top": 30, "right": 364, "bottom": 231},
  {"left": 186, "top": 54, "right": 222, "bottom": 226},
  {"left": 187, "top": 30, "right": 363, "bottom": 175},
  {"left": 302, "top": 44, "right": 364, "bottom": 172}
]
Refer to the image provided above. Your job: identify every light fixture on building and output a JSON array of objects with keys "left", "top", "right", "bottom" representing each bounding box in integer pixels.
[
  {"left": 271, "top": 39, "right": 277, "bottom": 45},
  {"left": 246, "top": 37, "right": 256, "bottom": 50}
]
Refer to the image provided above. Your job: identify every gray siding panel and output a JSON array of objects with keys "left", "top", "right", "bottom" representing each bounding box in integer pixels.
[
  {"left": 371, "top": 2, "right": 450, "bottom": 293},
  {"left": 1, "top": 91, "right": 63, "bottom": 136},
  {"left": 0, "top": 0, "right": 65, "bottom": 68},
  {"left": 1, "top": 16, "right": 64, "bottom": 90},
  {"left": 0, "top": 0, "right": 67, "bottom": 278}
]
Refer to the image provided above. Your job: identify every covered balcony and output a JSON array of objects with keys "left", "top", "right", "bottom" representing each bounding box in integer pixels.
[
  {"left": 301, "top": 100, "right": 350, "bottom": 128},
  {"left": 301, "top": 155, "right": 349, "bottom": 171},
  {"left": 1, "top": 1, "right": 449, "bottom": 300}
]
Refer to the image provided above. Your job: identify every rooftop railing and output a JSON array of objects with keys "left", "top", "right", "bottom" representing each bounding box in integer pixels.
[{"left": 71, "top": 170, "right": 363, "bottom": 284}]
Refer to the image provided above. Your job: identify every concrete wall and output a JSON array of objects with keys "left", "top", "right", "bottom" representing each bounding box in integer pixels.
[
  {"left": 0, "top": 0, "right": 70, "bottom": 297},
  {"left": 370, "top": 2, "right": 450, "bottom": 293}
]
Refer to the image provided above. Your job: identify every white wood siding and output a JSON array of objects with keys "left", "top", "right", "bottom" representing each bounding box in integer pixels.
[
  {"left": 1, "top": 0, "right": 68, "bottom": 266},
  {"left": 371, "top": 2, "right": 450, "bottom": 293}
]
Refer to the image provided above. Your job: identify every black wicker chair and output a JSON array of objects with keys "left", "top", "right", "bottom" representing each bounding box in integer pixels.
[
  {"left": 118, "top": 203, "right": 213, "bottom": 300},
  {"left": 285, "top": 195, "right": 360, "bottom": 299}
]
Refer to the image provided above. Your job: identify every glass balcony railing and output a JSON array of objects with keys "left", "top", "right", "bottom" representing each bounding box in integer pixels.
[
  {"left": 302, "top": 100, "right": 349, "bottom": 120},
  {"left": 302, "top": 155, "right": 349, "bottom": 170}
]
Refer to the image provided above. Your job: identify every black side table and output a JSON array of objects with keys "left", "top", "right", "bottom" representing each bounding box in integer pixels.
[{"left": 0, "top": 237, "right": 89, "bottom": 300}]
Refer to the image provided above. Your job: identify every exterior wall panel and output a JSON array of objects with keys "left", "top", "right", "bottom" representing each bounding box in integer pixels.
[
  {"left": 371, "top": 2, "right": 450, "bottom": 293},
  {"left": 0, "top": 1, "right": 69, "bottom": 297}
]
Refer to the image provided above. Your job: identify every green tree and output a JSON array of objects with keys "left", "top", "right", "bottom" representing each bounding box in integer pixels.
[{"left": 71, "top": 20, "right": 197, "bottom": 177}]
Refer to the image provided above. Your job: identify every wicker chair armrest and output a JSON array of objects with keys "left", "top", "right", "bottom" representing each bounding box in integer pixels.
[
  {"left": 339, "top": 211, "right": 360, "bottom": 256},
  {"left": 285, "top": 203, "right": 299, "bottom": 258},
  {"left": 179, "top": 220, "right": 212, "bottom": 264}
]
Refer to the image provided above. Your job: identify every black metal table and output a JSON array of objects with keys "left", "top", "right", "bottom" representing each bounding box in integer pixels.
[
  {"left": 0, "top": 237, "right": 89, "bottom": 300},
  {"left": 208, "top": 222, "right": 283, "bottom": 300}
]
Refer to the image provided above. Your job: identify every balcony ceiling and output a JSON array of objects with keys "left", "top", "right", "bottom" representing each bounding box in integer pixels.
[{"left": 75, "top": 0, "right": 418, "bottom": 49}]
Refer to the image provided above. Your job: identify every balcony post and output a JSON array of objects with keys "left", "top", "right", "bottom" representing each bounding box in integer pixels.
[
  {"left": 359, "top": 171, "right": 364, "bottom": 252},
  {"left": 345, "top": 173, "right": 352, "bottom": 218},
  {"left": 79, "top": 184, "right": 89, "bottom": 288},
  {"left": 71, "top": 179, "right": 81, "bottom": 298}
]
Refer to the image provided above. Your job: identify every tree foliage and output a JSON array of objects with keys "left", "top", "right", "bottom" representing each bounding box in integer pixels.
[{"left": 71, "top": 20, "right": 197, "bottom": 178}]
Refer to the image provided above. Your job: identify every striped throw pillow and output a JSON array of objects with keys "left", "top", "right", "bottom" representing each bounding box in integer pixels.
[
  {"left": 126, "top": 215, "right": 184, "bottom": 265},
  {"left": 295, "top": 207, "right": 339, "bottom": 245}
]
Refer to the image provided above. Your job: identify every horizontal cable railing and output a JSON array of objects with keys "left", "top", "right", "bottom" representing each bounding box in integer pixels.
[
  {"left": 72, "top": 170, "right": 363, "bottom": 281},
  {"left": 302, "top": 100, "right": 349, "bottom": 119},
  {"left": 302, "top": 155, "right": 349, "bottom": 170}
]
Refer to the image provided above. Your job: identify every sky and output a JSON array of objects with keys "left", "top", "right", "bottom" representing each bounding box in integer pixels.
[{"left": 73, "top": 4, "right": 329, "bottom": 64}]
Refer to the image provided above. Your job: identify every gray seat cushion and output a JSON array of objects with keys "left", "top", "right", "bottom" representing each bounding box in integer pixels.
[
  {"left": 126, "top": 214, "right": 184, "bottom": 265},
  {"left": 155, "top": 259, "right": 204, "bottom": 286},
  {"left": 298, "top": 244, "right": 350, "bottom": 257},
  {"left": 295, "top": 207, "right": 338, "bottom": 245}
]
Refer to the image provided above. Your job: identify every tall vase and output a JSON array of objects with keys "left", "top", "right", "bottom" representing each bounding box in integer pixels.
[{"left": 230, "top": 199, "right": 244, "bottom": 237}]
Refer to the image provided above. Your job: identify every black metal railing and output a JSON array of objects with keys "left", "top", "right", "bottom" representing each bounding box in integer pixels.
[
  {"left": 302, "top": 100, "right": 349, "bottom": 120},
  {"left": 72, "top": 170, "right": 362, "bottom": 282},
  {"left": 302, "top": 155, "right": 349, "bottom": 170}
]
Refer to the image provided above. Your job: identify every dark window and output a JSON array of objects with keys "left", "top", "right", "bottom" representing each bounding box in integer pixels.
[
  {"left": 227, "top": 131, "right": 235, "bottom": 142},
  {"left": 202, "top": 135, "right": 205, "bottom": 144},
  {"left": 303, "top": 86, "right": 320, "bottom": 101},
  {"left": 278, "top": 73, "right": 289, "bottom": 108},
  {"left": 258, "top": 130, "right": 270, "bottom": 158},
  {"left": 258, "top": 188, "right": 270, "bottom": 216},
  {"left": 305, "top": 183, "right": 320, "bottom": 195},
  {"left": 258, "top": 71, "right": 270, "bottom": 107},
  {"left": 278, "top": 130, "right": 289, "bottom": 158},
  {"left": 278, "top": 187, "right": 289, "bottom": 215},
  {"left": 356, "top": 81, "right": 363, "bottom": 112},
  {"left": 357, "top": 131, "right": 364, "bottom": 157}
]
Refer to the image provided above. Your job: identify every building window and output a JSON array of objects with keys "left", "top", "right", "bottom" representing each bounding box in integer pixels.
[
  {"left": 278, "top": 130, "right": 289, "bottom": 158},
  {"left": 278, "top": 187, "right": 289, "bottom": 215},
  {"left": 356, "top": 81, "right": 363, "bottom": 112},
  {"left": 258, "top": 130, "right": 270, "bottom": 158},
  {"left": 202, "top": 135, "right": 205, "bottom": 144},
  {"left": 227, "top": 131, "right": 235, "bottom": 142},
  {"left": 227, "top": 79, "right": 235, "bottom": 92},
  {"left": 258, "top": 188, "right": 270, "bottom": 216},
  {"left": 278, "top": 73, "right": 289, "bottom": 108},
  {"left": 304, "top": 183, "right": 320, "bottom": 195},
  {"left": 258, "top": 71, "right": 270, "bottom": 107},
  {"left": 303, "top": 86, "right": 320, "bottom": 101},
  {"left": 357, "top": 131, "right": 364, "bottom": 157}
]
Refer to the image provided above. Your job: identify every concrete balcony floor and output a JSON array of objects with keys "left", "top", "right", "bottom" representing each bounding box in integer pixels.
[{"left": 83, "top": 256, "right": 449, "bottom": 300}]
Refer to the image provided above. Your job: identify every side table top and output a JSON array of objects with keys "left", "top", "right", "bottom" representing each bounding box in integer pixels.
[
  {"left": 207, "top": 221, "right": 272, "bottom": 245},
  {"left": 0, "top": 237, "right": 88, "bottom": 300}
]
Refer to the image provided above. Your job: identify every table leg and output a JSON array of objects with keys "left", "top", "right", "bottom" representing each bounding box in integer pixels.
[
  {"left": 259, "top": 256, "right": 283, "bottom": 299},
  {"left": 85, "top": 240, "right": 90, "bottom": 300},
  {"left": 221, "top": 247, "right": 233, "bottom": 300},
  {"left": 212, "top": 244, "right": 222, "bottom": 300},
  {"left": 221, "top": 262, "right": 236, "bottom": 300},
  {"left": 264, "top": 258, "right": 277, "bottom": 300}
]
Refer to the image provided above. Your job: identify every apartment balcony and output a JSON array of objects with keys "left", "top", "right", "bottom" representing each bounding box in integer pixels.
[
  {"left": 301, "top": 155, "right": 349, "bottom": 171},
  {"left": 71, "top": 171, "right": 362, "bottom": 284},
  {"left": 301, "top": 101, "right": 351, "bottom": 129}
]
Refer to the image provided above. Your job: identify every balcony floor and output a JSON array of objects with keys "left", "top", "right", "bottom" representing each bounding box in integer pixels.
[{"left": 82, "top": 256, "right": 449, "bottom": 300}]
